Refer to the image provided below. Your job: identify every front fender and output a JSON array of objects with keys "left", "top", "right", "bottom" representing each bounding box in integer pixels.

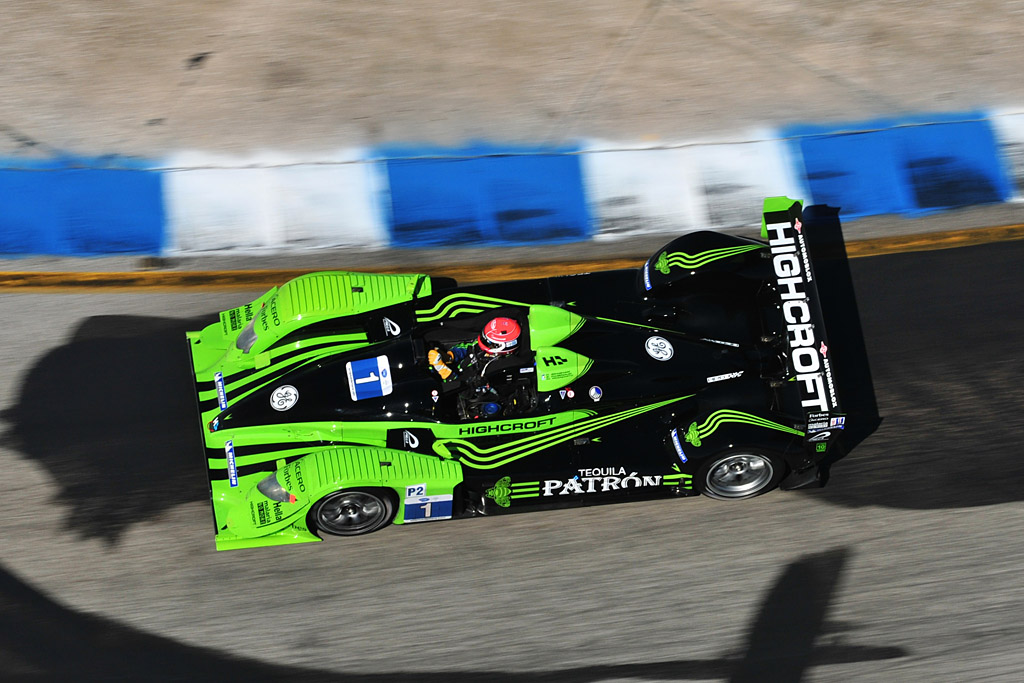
[{"left": 223, "top": 446, "right": 465, "bottom": 541}]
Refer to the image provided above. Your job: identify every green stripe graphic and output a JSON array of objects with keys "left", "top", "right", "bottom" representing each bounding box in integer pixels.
[
  {"left": 448, "top": 396, "right": 690, "bottom": 470},
  {"left": 683, "top": 410, "right": 803, "bottom": 447},
  {"left": 654, "top": 244, "right": 763, "bottom": 274},
  {"left": 416, "top": 293, "right": 529, "bottom": 322}
]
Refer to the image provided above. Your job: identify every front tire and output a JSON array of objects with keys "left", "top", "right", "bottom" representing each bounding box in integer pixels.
[
  {"left": 309, "top": 489, "right": 396, "bottom": 536},
  {"left": 697, "top": 450, "right": 784, "bottom": 500}
]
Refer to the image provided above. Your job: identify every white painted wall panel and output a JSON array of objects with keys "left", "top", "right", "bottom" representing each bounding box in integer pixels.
[
  {"left": 990, "top": 110, "right": 1024, "bottom": 200},
  {"left": 580, "top": 142, "right": 709, "bottom": 240},
  {"left": 691, "top": 135, "right": 805, "bottom": 228},
  {"left": 163, "top": 150, "right": 388, "bottom": 254}
]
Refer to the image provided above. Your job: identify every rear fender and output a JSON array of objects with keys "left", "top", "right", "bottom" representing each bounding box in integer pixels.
[
  {"left": 668, "top": 411, "right": 804, "bottom": 472},
  {"left": 640, "top": 231, "right": 767, "bottom": 294}
]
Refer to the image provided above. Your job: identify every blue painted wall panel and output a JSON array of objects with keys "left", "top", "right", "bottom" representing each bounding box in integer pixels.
[
  {"left": 786, "top": 129, "right": 912, "bottom": 218},
  {"left": 380, "top": 146, "right": 592, "bottom": 248},
  {"left": 893, "top": 117, "right": 1012, "bottom": 210},
  {"left": 785, "top": 113, "right": 1012, "bottom": 218},
  {"left": 0, "top": 158, "right": 165, "bottom": 255}
]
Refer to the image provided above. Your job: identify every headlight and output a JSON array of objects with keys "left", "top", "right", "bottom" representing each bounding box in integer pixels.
[
  {"left": 235, "top": 315, "right": 259, "bottom": 353},
  {"left": 257, "top": 473, "right": 295, "bottom": 503}
]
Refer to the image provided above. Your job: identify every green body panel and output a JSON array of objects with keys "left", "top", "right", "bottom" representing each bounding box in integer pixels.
[
  {"left": 761, "top": 196, "right": 803, "bottom": 238},
  {"left": 534, "top": 346, "right": 593, "bottom": 392},
  {"left": 211, "top": 444, "right": 464, "bottom": 548},
  {"left": 202, "top": 395, "right": 690, "bottom": 548},
  {"left": 528, "top": 305, "right": 586, "bottom": 347},
  {"left": 190, "top": 271, "right": 427, "bottom": 380},
  {"left": 247, "top": 271, "right": 428, "bottom": 354}
]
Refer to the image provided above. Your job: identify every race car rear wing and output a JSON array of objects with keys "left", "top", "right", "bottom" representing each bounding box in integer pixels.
[{"left": 761, "top": 197, "right": 843, "bottom": 437}]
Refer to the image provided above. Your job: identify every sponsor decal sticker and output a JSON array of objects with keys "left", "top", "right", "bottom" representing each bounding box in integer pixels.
[
  {"left": 830, "top": 416, "right": 846, "bottom": 428},
  {"left": 589, "top": 386, "right": 603, "bottom": 402},
  {"left": 816, "top": 442, "right": 827, "bottom": 452},
  {"left": 645, "top": 336, "right": 674, "bottom": 361},
  {"left": 763, "top": 211, "right": 840, "bottom": 411},
  {"left": 807, "top": 431, "right": 831, "bottom": 443},
  {"left": 214, "top": 372, "right": 228, "bottom": 411},
  {"left": 542, "top": 467, "right": 689, "bottom": 496},
  {"left": 566, "top": 388, "right": 575, "bottom": 399},
  {"left": 402, "top": 431, "right": 420, "bottom": 450},
  {"left": 346, "top": 355, "right": 393, "bottom": 401},
  {"left": 458, "top": 416, "right": 556, "bottom": 436},
  {"left": 559, "top": 389, "right": 567, "bottom": 399},
  {"left": 382, "top": 317, "right": 401, "bottom": 336},
  {"left": 670, "top": 428, "right": 687, "bottom": 463},
  {"left": 431, "top": 389, "right": 439, "bottom": 403},
  {"left": 519, "top": 366, "right": 535, "bottom": 373},
  {"left": 707, "top": 370, "right": 744, "bottom": 383},
  {"left": 643, "top": 262, "right": 653, "bottom": 291},
  {"left": 225, "top": 440, "right": 238, "bottom": 488},
  {"left": 269, "top": 385, "right": 299, "bottom": 411}
]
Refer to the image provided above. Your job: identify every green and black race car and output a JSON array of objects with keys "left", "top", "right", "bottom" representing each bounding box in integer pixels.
[{"left": 187, "top": 197, "right": 847, "bottom": 550}]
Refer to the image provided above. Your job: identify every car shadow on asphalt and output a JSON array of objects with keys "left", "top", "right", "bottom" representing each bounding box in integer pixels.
[
  {"left": 0, "top": 548, "right": 905, "bottom": 681},
  {"left": 802, "top": 238, "right": 1024, "bottom": 510},
  {"left": 1, "top": 313, "right": 213, "bottom": 543}
]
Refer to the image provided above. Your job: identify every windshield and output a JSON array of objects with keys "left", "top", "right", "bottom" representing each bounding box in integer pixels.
[{"left": 236, "top": 315, "right": 259, "bottom": 353}]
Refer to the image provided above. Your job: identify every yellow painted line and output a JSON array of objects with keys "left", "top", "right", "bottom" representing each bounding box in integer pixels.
[
  {"left": 1, "top": 224, "right": 1022, "bottom": 290},
  {"left": 843, "top": 223, "right": 1024, "bottom": 258}
]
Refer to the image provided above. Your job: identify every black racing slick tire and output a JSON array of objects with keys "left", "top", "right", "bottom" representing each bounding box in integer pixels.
[
  {"left": 308, "top": 489, "right": 396, "bottom": 537},
  {"left": 697, "top": 450, "right": 785, "bottom": 501}
]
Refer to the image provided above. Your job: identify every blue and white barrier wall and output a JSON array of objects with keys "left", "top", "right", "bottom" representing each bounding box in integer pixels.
[{"left": 2, "top": 110, "right": 1023, "bottom": 256}]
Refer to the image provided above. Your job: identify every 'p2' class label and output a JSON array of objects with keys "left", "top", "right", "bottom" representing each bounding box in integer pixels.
[
  {"left": 214, "top": 372, "right": 228, "bottom": 410},
  {"left": 346, "top": 355, "right": 393, "bottom": 401},
  {"left": 403, "top": 495, "right": 453, "bottom": 523}
]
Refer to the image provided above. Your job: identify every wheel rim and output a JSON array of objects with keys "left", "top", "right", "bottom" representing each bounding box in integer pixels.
[
  {"left": 315, "top": 491, "right": 387, "bottom": 535},
  {"left": 705, "top": 453, "right": 774, "bottom": 498}
]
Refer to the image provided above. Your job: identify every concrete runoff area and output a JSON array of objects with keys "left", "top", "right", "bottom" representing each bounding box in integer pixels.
[{"left": 2, "top": 1, "right": 1024, "bottom": 156}]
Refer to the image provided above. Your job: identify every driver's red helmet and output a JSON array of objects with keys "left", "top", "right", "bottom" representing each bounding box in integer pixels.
[{"left": 478, "top": 317, "right": 521, "bottom": 355}]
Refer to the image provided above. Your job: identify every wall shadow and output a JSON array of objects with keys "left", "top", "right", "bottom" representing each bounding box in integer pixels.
[{"left": 0, "top": 547, "right": 904, "bottom": 681}]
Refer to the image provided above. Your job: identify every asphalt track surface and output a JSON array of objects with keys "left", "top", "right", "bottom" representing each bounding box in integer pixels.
[{"left": 1, "top": 239, "right": 1023, "bottom": 681}]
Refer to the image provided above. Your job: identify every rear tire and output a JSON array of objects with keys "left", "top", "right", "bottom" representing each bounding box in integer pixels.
[
  {"left": 308, "top": 489, "right": 396, "bottom": 536},
  {"left": 697, "top": 450, "right": 785, "bottom": 500}
]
